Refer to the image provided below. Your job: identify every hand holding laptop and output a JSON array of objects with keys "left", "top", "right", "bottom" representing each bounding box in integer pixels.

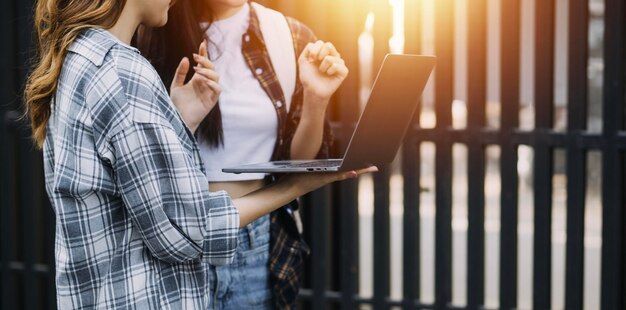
[{"left": 283, "top": 165, "right": 379, "bottom": 193}]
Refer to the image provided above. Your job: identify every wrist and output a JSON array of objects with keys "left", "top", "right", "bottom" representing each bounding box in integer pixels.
[
  {"left": 303, "top": 89, "right": 331, "bottom": 105},
  {"left": 278, "top": 174, "right": 307, "bottom": 198},
  {"left": 181, "top": 114, "right": 200, "bottom": 134},
  {"left": 303, "top": 91, "right": 329, "bottom": 115}
]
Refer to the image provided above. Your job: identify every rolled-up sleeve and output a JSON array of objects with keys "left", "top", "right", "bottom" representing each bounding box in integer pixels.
[{"left": 111, "top": 119, "right": 239, "bottom": 265}]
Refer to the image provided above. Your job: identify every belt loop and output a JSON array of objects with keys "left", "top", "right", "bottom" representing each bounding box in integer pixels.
[{"left": 247, "top": 223, "right": 256, "bottom": 249}]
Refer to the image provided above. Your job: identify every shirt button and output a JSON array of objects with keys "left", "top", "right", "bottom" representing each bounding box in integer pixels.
[
  {"left": 255, "top": 68, "right": 264, "bottom": 75},
  {"left": 276, "top": 100, "right": 283, "bottom": 108},
  {"left": 244, "top": 34, "right": 250, "bottom": 42}
]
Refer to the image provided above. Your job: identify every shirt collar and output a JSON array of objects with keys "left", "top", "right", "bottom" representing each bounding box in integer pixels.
[
  {"left": 68, "top": 28, "right": 140, "bottom": 67},
  {"left": 246, "top": 2, "right": 266, "bottom": 48}
]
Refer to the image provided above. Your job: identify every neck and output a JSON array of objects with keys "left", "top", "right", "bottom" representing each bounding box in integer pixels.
[
  {"left": 211, "top": 2, "right": 246, "bottom": 21},
  {"left": 107, "top": 3, "right": 140, "bottom": 44}
]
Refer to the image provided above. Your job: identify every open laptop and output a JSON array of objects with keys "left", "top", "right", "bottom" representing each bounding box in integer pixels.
[{"left": 222, "top": 54, "right": 436, "bottom": 174}]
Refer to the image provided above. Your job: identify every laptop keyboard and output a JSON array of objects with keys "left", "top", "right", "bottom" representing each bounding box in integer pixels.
[{"left": 289, "top": 160, "right": 343, "bottom": 168}]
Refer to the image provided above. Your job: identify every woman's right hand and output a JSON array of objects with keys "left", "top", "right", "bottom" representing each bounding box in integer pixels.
[
  {"left": 284, "top": 166, "right": 379, "bottom": 195},
  {"left": 170, "top": 41, "right": 221, "bottom": 133},
  {"left": 233, "top": 166, "right": 378, "bottom": 227}
]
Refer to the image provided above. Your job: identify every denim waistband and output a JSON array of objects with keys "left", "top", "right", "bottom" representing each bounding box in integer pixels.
[{"left": 237, "top": 214, "right": 270, "bottom": 252}]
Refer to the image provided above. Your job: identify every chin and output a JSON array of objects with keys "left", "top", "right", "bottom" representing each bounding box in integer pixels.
[{"left": 218, "top": 0, "right": 247, "bottom": 7}]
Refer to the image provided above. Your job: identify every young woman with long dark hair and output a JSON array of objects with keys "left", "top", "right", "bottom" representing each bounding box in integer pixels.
[
  {"left": 137, "top": 1, "right": 348, "bottom": 309},
  {"left": 25, "top": 0, "right": 373, "bottom": 308}
]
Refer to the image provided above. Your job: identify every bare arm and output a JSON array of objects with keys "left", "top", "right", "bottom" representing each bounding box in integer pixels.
[
  {"left": 233, "top": 167, "right": 377, "bottom": 227},
  {"left": 290, "top": 93, "right": 328, "bottom": 159},
  {"left": 291, "top": 41, "right": 348, "bottom": 159}
]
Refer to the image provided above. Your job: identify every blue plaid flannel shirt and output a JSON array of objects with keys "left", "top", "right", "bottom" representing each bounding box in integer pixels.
[{"left": 43, "top": 28, "right": 239, "bottom": 309}]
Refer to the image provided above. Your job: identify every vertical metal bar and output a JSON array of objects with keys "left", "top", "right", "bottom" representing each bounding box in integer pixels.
[
  {"left": 16, "top": 0, "right": 34, "bottom": 87},
  {"left": 499, "top": 0, "right": 520, "bottom": 309},
  {"left": 373, "top": 167, "right": 391, "bottom": 310},
  {"left": 371, "top": 1, "right": 392, "bottom": 309},
  {"left": 0, "top": 0, "right": 15, "bottom": 308},
  {"left": 309, "top": 188, "right": 331, "bottom": 310},
  {"left": 564, "top": 1, "right": 589, "bottom": 309},
  {"left": 601, "top": 0, "right": 626, "bottom": 309},
  {"left": 338, "top": 178, "right": 358, "bottom": 310},
  {"left": 466, "top": 0, "right": 487, "bottom": 308},
  {"left": 434, "top": 0, "right": 454, "bottom": 309},
  {"left": 3, "top": 114, "right": 20, "bottom": 310},
  {"left": 402, "top": 2, "right": 422, "bottom": 308},
  {"left": 32, "top": 150, "right": 47, "bottom": 310},
  {"left": 325, "top": 0, "right": 365, "bottom": 308},
  {"left": 16, "top": 0, "right": 36, "bottom": 307},
  {"left": 533, "top": 0, "right": 555, "bottom": 309},
  {"left": 46, "top": 202, "right": 56, "bottom": 310},
  {"left": 19, "top": 132, "right": 35, "bottom": 310},
  {"left": 372, "top": 0, "right": 392, "bottom": 72},
  {"left": 404, "top": 0, "right": 422, "bottom": 55},
  {"left": 402, "top": 141, "right": 420, "bottom": 310}
]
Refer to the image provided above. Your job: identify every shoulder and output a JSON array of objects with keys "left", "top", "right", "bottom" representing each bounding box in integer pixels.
[
  {"left": 66, "top": 29, "right": 169, "bottom": 136},
  {"left": 67, "top": 28, "right": 162, "bottom": 90},
  {"left": 284, "top": 16, "right": 317, "bottom": 55}
]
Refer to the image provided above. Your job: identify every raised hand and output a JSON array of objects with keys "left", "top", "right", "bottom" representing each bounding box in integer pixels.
[
  {"left": 170, "top": 41, "right": 221, "bottom": 133},
  {"left": 298, "top": 40, "right": 349, "bottom": 106}
]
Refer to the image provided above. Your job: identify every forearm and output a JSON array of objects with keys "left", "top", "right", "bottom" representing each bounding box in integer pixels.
[
  {"left": 290, "top": 93, "right": 328, "bottom": 160},
  {"left": 232, "top": 178, "right": 302, "bottom": 227},
  {"left": 232, "top": 167, "right": 377, "bottom": 227}
]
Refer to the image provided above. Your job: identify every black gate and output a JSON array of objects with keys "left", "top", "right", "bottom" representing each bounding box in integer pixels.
[{"left": 1, "top": 0, "right": 625, "bottom": 309}]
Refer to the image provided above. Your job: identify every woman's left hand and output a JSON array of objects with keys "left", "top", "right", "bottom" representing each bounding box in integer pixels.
[
  {"left": 298, "top": 40, "right": 349, "bottom": 105},
  {"left": 170, "top": 41, "right": 221, "bottom": 133}
]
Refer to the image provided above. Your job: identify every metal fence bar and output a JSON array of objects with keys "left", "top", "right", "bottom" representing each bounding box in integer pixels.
[
  {"left": 15, "top": 0, "right": 36, "bottom": 307},
  {"left": 434, "top": 0, "right": 454, "bottom": 308},
  {"left": 371, "top": 1, "right": 392, "bottom": 309},
  {"left": 309, "top": 187, "right": 331, "bottom": 310},
  {"left": 601, "top": 0, "right": 626, "bottom": 309},
  {"left": 0, "top": 0, "right": 15, "bottom": 308},
  {"left": 498, "top": 0, "right": 521, "bottom": 308},
  {"left": 402, "top": 2, "right": 422, "bottom": 308},
  {"left": 373, "top": 166, "right": 391, "bottom": 310},
  {"left": 338, "top": 178, "right": 358, "bottom": 310},
  {"left": 564, "top": 1, "right": 589, "bottom": 309},
  {"left": 325, "top": 1, "right": 364, "bottom": 308},
  {"left": 19, "top": 127, "right": 36, "bottom": 310},
  {"left": 402, "top": 140, "right": 420, "bottom": 310},
  {"left": 410, "top": 128, "right": 626, "bottom": 149},
  {"left": 532, "top": 0, "right": 556, "bottom": 308},
  {"left": 45, "top": 199, "right": 56, "bottom": 310},
  {"left": 3, "top": 114, "right": 21, "bottom": 310},
  {"left": 466, "top": 0, "right": 487, "bottom": 308}
]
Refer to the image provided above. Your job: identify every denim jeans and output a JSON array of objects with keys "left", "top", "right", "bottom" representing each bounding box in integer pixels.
[{"left": 208, "top": 214, "right": 272, "bottom": 310}]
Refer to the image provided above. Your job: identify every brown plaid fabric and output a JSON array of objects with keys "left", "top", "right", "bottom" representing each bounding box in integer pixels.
[{"left": 243, "top": 4, "right": 333, "bottom": 309}]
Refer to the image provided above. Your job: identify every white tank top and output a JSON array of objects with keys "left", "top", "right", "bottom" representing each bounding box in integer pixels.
[{"left": 198, "top": 3, "right": 278, "bottom": 181}]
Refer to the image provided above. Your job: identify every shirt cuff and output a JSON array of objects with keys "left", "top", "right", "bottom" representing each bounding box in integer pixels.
[{"left": 202, "top": 190, "right": 240, "bottom": 265}]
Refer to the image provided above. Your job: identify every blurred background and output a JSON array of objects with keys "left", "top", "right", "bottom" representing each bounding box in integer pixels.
[{"left": 1, "top": 0, "right": 625, "bottom": 309}]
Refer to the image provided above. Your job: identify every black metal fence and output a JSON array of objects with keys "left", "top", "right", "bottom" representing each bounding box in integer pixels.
[{"left": 1, "top": 0, "right": 625, "bottom": 309}]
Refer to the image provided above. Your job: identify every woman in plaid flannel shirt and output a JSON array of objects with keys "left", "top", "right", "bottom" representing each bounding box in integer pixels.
[{"left": 138, "top": 0, "right": 348, "bottom": 309}]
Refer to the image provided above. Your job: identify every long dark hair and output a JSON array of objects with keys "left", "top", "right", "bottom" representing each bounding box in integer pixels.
[{"left": 136, "top": 0, "right": 223, "bottom": 147}]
